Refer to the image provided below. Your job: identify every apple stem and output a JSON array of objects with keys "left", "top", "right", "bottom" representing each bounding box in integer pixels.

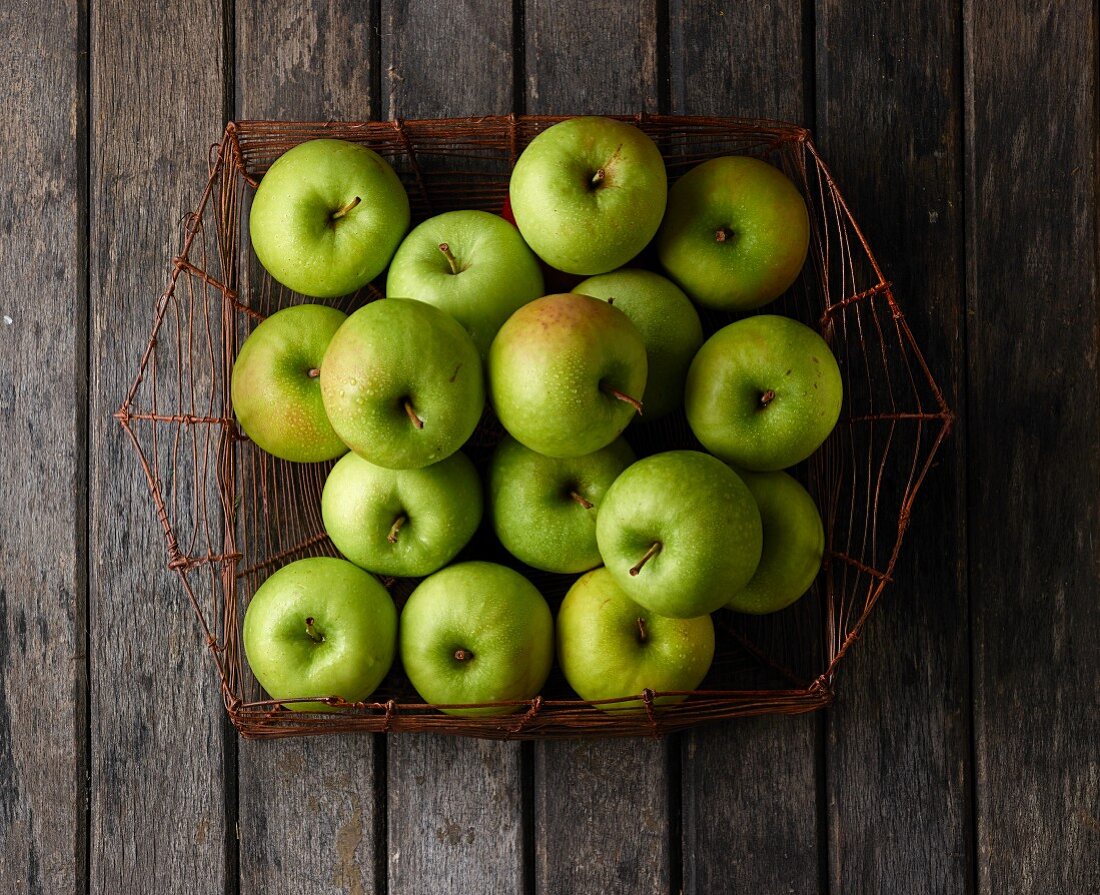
[
  {"left": 715, "top": 226, "right": 733, "bottom": 243},
  {"left": 438, "top": 242, "right": 461, "bottom": 275},
  {"left": 305, "top": 617, "right": 324, "bottom": 643},
  {"left": 453, "top": 648, "right": 473, "bottom": 662},
  {"left": 307, "top": 367, "right": 320, "bottom": 379},
  {"left": 591, "top": 168, "right": 606, "bottom": 186},
  {"left": 636, "top": 617, "right": 648, "bottom": 643},
  {"left": 629, "top": 541, "right": 662, "bottom": 577},
  {"left": 404, "top": 400, "right": 425, "bottom": 429},
  {"left": 332, "top": 196, "right": 361, "bottom": 220},
  {"left": 387, "top": 515, "right": 407, "bottom": 544},
  {"left": 569, "top": 490, "right": 594, "bottom": 510},
  {"left": 602, "top": 384, "right": 644, "bottom": 416},
  {"left": 759, "top": 389, "right": 776, "bottom": 408}
]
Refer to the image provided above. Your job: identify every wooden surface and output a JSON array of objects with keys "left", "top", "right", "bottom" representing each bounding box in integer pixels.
[{"left": 1, "top": 2, "right": 1098, "bottom": 894}]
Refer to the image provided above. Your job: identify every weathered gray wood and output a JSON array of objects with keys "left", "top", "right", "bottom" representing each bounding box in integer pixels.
[
  {"left": 388, "top": 735, "right": 525, "bottom": 893},
  {"left": 683, "top": 718, "right": 818, "bottom": 893},
  {"left": 523, "top": 9, "right": 672, "bottom": 894},
  {"left": 234, "top": 6, "right": 383, "bottom": 894},
  {"left": 238, "top": 735, "right": 380, "bottom": 895},
  {"left": 668, "top": 3, "right": 822, "bottom": 893},
  {"left": 383, "top": 0, "right": 513, "bottom": 119},
  {"left": 89, "top": 1, "right": 230, "bottom": 892},
  {"left": 815, "top": 2, "right": 971, "bottom": 892},
  {"left": 965, "top": 2, "right": 1100, "bottom": 890},
  {"left": 236, "top": 1, "right": 377, "bottom": 121},
  {"left": 526, "top": 0, "right": 660, "bottom": 115},
  {"left": 669, "top": 0, "right": 803, "bottom": 118},
  {"left": 0, "top": 0, "right": 86, "bottom": 891},
  {"left": 533, "top": 738, "right": 670, "bottom": 894},
  {"left": 379, "top": 5, "right": 529, "bottom": 893}
]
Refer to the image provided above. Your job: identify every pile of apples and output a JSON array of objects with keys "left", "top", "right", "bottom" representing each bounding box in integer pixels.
[{"left": 236, "top": 117, "right": 842, "bottom": 716}]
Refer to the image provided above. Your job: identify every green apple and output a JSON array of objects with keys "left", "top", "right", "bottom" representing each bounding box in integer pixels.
[
  {"left": 574, "top": 268, "right": 704, "bottom": 419},
  {"left": 321, "top": 450, "right": 482, "bottom": 578},
  {"left": 596, "top": 450, "right": 762, "bottom": 618},
  {"left": 249, "top": 138, "right": 410, "bottom": 298},
  {"left": 558, "top": 567, "right": 715, "bottom": 711},
  {"left": 509, "top": 116, "right": 667, "bottom": 275},
  {"left": 230, "top": 303, "right": 348, "bottom": 462},
  {"left": 399, "top": 562, "right": 554, "bottom": 717},
  {"left": 242, "top": 557, "right": 397, "bottom": 712},
  {"left": 488, "top": 293, "right": 647, "bottom": 458},
  {"left": 320, "top": 298, "right": 484, "bottom": 469},
  {"left": 488, "top": 435, "right": 634, "bottom": 573},
  {"left": 685, "top": 314, "right": 843, "bottom": 470},
  {"left": 657, "top": 155, "right": 809, "bottom": 310},
  {"left": 385, "top": 210, "right": 544, "bottom": 359},
  {"left": 726, "top": 470, "right": 824, "bottom": 614}
]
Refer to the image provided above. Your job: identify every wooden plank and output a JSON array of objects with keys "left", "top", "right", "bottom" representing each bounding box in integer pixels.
[
  {"left": 379, "top": 4, "right": 529, "bottom": 894},
  {"left": 669, "top": 0, "right": 803, "bottom": 118},
  {"left": 236, "top": 1, "right": 377, "bottom": 121},
  {"left": 523, "top": 8, "right": 673, "bottom": 894},
  {"left": 534, "top": 738, "right": 670, "bottom": 894},
  {"left": 388, "top": 735, "right": 525, "bottom": 893},
  {"left": 668, "top": 3, "right": 822, "bottom": 893},
  {"left": 965, "top": 2, "right": 1100, "bottom": 890},
  {"left": 815, "top": 3, "right": 971, "bottom": 892},
  {"left": 383, "top": 0, "right": 512, "bottom": 119},
  {"left": 0, "top": 0, "right": 86, "bottom": 891},
  {"left": 526, "top": 0, "right": 660, "bottom": 114},
  {"left": 89, "top": 1, "right": 230, "bottom": 892},
  {"left": 234, "top": 6, "right": 383, "bottom": 894}
]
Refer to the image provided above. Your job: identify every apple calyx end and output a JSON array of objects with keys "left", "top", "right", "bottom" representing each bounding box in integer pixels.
[
  {"left": 331, "top": 196, "right": 361, "bottom": 220},
  {"left": 569, "top": 490, "right": 594, "bottom": 510},
  {"left": 387, "top": 515, "right": 407, "bottom": 544},
  {"left": 453, "top": 648, "right": 473, "bottom": 662},
  {"left": 602, "top": 384, "right": 644, "bottom": 416},
  {"left": 404, "top": 399, "right": 425, "bottom": 429},
  {"left": 304, "top": 617, "right": 325, "bottom": 644},
  {"left": 715, "top": 226, "right": 734, "bottom": 243},
  {"left": 629, "top": 541, "right": 662, "bottom": 577}
]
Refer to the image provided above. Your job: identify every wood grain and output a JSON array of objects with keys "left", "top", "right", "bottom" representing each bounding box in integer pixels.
[
  {"left": 89, "top": 1, "right": 231, "bottom": 891},
  {"left": 238, "top": 736, "right": 380, "bottom": 895},
  {"left": 235, "top": 5, "right": 383, "bottom": 893},
  {"left": 379, "top": 4, "right": 529, "bottom": 893},
  {"left": 525, "top": 0, "right": 660, "bottom": 115},
  {"left": 669, "top": 0, "right": 803, "bottom": 119},
  {"left": 382, "top": 0, "right": 513, "bottom": 120},
  {"left": 387, "top": 736, "right": 526, "bottom": 893},
  {"left": 236, "top": 1, "right": 378, "bottom": 121},
  {"left": 668, "top": 3, "right": 822, "bottom": 892},
  {"left": 534, "top": 738, "right": 670, "bottom": 894},
  {"left": 965, "top": 1, "right": 1100, "bottom": 890},
  {"left": 815, "top": 1, "right": 971, "bottom": 891},
  {"left": 0, "top": 0, "right": 86, "bottom": 891},
  {"left": 683, "top": 718, "right": 819, "bottom": 894},
  {"left": 522, "top": 7, "right": 674, "bottom": 894}
]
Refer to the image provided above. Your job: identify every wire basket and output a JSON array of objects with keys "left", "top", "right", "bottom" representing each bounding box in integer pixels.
[{"left": 116, "top": 115, "right": 953, "bottom": 739}]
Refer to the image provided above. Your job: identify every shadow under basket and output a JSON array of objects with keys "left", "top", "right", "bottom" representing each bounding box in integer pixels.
[{"left": 116, "top": 115, "right": 953, "bottom": 740}]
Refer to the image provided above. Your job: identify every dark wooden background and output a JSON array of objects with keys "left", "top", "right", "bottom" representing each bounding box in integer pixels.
[{"left": 1, "top": 0, "right": 1098, "bottom": 892}]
